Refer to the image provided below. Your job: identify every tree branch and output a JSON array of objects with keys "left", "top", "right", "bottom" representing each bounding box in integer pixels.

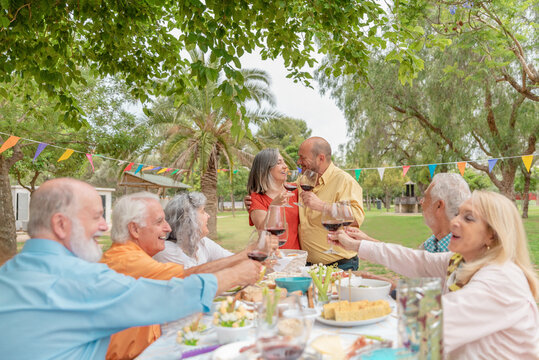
[
  {"left": 500, "top": 68, "right": 539, "bottom": 102},
  {"left": 509, "top": 94, "right": 525, "bottom": 129}
]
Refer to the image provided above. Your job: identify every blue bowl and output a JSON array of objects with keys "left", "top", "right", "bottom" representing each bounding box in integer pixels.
[{"left": 275, "top": 277, "right": 312, "bottom": 293}]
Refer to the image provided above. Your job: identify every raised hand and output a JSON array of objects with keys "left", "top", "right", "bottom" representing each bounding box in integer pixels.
[
  {"left": 345, "top": 227, "right": 378, "bottom": 242},
  {"left": 327, "top": 229, "right": 361, "bottom": 252}
]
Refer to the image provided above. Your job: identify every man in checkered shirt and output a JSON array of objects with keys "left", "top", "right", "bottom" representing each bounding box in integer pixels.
[{"left": 418, "top": 173, "right": 471, "bottom": 253}]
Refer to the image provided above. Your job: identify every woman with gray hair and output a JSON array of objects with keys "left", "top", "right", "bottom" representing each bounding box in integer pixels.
[
  {"left": 153, "top": 192, "right": 236, "bottom": 268},
  {"left": 246, "top": 148, "right": 300, "bottom": 250}
]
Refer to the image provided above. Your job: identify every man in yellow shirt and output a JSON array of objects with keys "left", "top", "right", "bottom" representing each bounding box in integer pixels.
[
  {"left": 298, "top": 137, "right": 365, "bottom": 268},
  {"left": 101, "top": 192, "right": 260, "bottom": 360}
]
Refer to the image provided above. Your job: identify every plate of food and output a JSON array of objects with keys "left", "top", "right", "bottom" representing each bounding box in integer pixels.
[{"left": 316, "top": 299, "right": 392, "bottom": 327}]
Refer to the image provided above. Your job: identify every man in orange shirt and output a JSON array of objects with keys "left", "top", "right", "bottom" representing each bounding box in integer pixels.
[{"left": 101, "top": 192, "right": 260, "bottom": 360}]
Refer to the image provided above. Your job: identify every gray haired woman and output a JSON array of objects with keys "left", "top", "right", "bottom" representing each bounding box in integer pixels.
[{"left": 153, "top": 192, "right": 234, "bottom": 268}]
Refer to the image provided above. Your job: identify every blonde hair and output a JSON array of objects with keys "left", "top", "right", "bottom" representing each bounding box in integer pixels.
[{"left": 456, "top": 191, "right": 538, "bottom": 300}]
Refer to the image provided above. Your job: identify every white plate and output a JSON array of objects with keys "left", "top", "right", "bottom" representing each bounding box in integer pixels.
[
  {"left": 315, "top": 313, "right": 390, "bottom": 327},
  {"left": 212, "top": 340, "right": 252, "bottom": 360}
]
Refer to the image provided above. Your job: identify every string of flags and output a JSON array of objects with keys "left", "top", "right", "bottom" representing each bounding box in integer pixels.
[
  {"left": 344, "top": 154, "right": 537, "bottom": 181},
  {"left": 0, "top": 132, "right": 536, "bottom": 181}
]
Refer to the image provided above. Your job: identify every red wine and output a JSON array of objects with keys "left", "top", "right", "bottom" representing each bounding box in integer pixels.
[
  {"left": 278, "top": 239, "right": 287, "bottom": 247},
  {"left": 267, "top": 228, "right": 286, "bottom": 236},
  {"left": 322, "top": 221, "right": 342, "bottom": 231},
  {"left": 247, "top": 251, "right": 268, "bottom": 262},
  {"left": 300, "top": 184, "right": 314, "bottom": 191},
  {"left": 341, "top": 221, "right": 353, "bottom": 227},
  {"left": 284, "top": 183, "right": 297, "bottom": 191},
  {"left": 262, "top": 344, "right": 303, "bottom": 360}
]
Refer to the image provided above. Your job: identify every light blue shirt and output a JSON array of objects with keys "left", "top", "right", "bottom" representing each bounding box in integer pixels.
[{"left": 0, "top": 239, "right": 217, "bottom": 360}]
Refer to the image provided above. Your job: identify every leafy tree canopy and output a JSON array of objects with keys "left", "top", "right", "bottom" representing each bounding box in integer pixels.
[{"left": 1, "top": 0, "right": 433, "bottom": 136}]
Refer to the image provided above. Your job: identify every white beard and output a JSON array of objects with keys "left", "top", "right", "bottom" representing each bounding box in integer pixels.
[{"left": 70, "top": 218, "right": 103, "bottom": 262}]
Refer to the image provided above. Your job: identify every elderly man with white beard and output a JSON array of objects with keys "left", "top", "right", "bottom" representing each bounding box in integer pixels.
[{"left": 0, "top": 178, "right": 261, "bottom": 360}]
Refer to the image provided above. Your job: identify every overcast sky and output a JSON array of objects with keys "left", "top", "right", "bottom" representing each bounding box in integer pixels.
[{"left": 240, "top": 52, "right": 349, "bottom": 152}]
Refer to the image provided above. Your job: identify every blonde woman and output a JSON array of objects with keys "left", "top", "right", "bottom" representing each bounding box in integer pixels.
[{"left": 328, "top": 191, "right": 539, "bottom": 359}]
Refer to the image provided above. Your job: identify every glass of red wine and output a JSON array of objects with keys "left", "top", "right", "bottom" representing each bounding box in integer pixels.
[
  {"left": 322, "top": 203, "right": 343, "bottom": 254},
  {"left": 298, "top": 169, "right": 318, "bottom": 207},
  {"left": 265, "top": 205, "right": 287, "bottom": 259},
  {"left": 256, "top": 294, "right": 309, "bottom": 360},
  {"left": 339, "top": 200, "right": 354, "bottom": 229},
  {"left": 284, "top": 171, "right": 299, "bottom": 207},
  {"left": 247, "top": 230, "right": 270, "bottom": 262}
]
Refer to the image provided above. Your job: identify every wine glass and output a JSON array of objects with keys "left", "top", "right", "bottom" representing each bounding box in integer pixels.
[
  {"left": 265, "top": 205, "right": 287, "bottom": 259},
  {"left": 338, "top": 200, "right": 354, "bottom": 229},
  {"left": 257, "top": 293, "right": 309, "bottom": 360},
  {"left": 298, "top": 169, "right": 318, "bottom": 207},
  {"left": 321, "top": 203, "right": 343, "bottom": 255},
  {"left": 283, "top": 171, "right": 298, "bottom": 207},
  {"left": 277, "top": 223, "right": 289, "bottom": 248},
  {"left": 247, "top": 230, "right": 271, "bottom": 262}
]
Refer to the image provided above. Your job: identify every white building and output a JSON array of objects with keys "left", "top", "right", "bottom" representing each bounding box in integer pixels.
[{"left": 11, "top": 185, "right": 115, "bottom": 231}]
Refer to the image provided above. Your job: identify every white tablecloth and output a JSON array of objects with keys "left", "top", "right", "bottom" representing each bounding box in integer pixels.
[{"left": 137, "top": 298, "right": 398, "bottom": 360}]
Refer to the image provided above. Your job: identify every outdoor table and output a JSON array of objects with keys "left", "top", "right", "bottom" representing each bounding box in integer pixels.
[{"left": 137, "top": 297, "right": 398, "bottom": 360}]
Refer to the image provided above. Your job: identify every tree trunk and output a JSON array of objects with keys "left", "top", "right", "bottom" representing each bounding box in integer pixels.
[
  {"left": 521, "top": 167, "right": 531, "bottom": 219},
  {"left": 230, "top": 192, "right": 235, "bottom": 217},
  {"left": 385, "top": 192, "right": 390, "bottom": 212},
  {"left": 201, "top": 152, "right": 219, "bottom": 239},
  {"left": 0, "top": 147, "right": 23, "bottom": 265},
  {"left": 366, "top": 190, "right": 371, "bottom": 211}
]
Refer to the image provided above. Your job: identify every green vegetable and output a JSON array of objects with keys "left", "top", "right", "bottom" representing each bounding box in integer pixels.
[
  {"left": 308, "top": 265, "right": 335, "bottom": 302},
  {"left": 262, "top": 286, "right": 281, "bottom": 325}
]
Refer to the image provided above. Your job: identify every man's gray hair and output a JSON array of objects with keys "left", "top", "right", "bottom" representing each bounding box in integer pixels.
[
  {"left": 165, "top": 192, "right": 206, "bottom": 256},
  {"left": 309, "top": 137, "right": 332, "bottom": 159},
  {"left": 430, "top": 173, "right": 471, "bottom": 220},
  {"left": 27, "top": 182, "right": 78, "bottom": 238},
  {"left": 247, "top": 148, "right": 279, "bottom": 194},
  {"left": 111, "top": 192, "right": 159, "bottom": 244}
]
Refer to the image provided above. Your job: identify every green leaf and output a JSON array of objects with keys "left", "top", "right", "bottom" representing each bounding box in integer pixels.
[{"left": 0, "top": 16, "right": 9, "bottom": 28}]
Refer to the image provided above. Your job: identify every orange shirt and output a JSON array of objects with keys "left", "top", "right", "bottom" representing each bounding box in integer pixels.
[
  {"left": 100, "top": 241, "right": 185, "bottom": 360},
  {"left": 248, "top": 191, "right": 301, "bottom": 250}
]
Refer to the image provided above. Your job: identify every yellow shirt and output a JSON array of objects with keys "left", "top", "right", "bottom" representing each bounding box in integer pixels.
[
  {"left": 100, "top": 241, "right": 185, "bottom": 360},
  {"left": 299, "top": 162, "right": 365, "bottom": 264}
]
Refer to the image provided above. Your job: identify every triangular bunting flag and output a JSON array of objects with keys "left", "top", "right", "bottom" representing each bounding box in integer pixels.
[
  {"left": 152, "top": 166, "right": 161, "bottom": 172},
  {"left": 457, "top": 162, "right": 466, "bottom": 176},
  {"left": 428, "top": 164, "right": 437, "bottom": 178},
  {"left": 521, "top": 155, "right": 533, "bottom": 173},
  {"left": 297, "top": 168, "right": 302, "bottom": 174},
  {"left": 377, "top": 168, "right": 385, "bottom": 181},
  {"left": 171, "top": 169, "right": 179, "bottom": 175},
  {"left": 33, "top": 143, "right": 48, "bottom": 162},
  {"left": 157, "top": 168, "right": 168, "bottom": 174},
  {"left": 86, "top": 154, "right": 94, "bottom": 172},
  {"left": 134, "top": 164, "right": 144, "bottom": 174},
  {"left": 57, "top": 149, "right": 74, "bottom": 162},
  {"left": 0, "top": 135, "right": 21, "bottom": 154},
  {"left": 233, "top": 170, "right": 238, "bottom": 174},
  {"left": 402, "top": 165, "right": 410, "bottom": 177},
  {"left": 141, "top": 166, "right": 155, "bottom": 171},
  {"left": 488, "top": 159, "right": 498, "bottom": 173},
  {"left": 124, "top": 162, "right": 134, "bottom": 172},
  {"left": 354, "top": 169, "right": 361, "bottom": 181}
]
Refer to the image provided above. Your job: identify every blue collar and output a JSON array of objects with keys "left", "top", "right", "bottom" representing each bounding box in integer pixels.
[{"left": 21, "top": 239, "right": 75, "bottom": 257}]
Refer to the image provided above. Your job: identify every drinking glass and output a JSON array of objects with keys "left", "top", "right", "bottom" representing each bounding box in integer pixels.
[
  {"left": 321, "top": 203, "right": 343, "bottom": 255},
  {"left": 265, "top": 205, "right": 287, "bottom": 259},
  {"left": 284, "top": 171, "right": 299, "bottom": 207},
  {"left": 257, "top": 293, "right": 309, "bottom": 360},
  {"left": 338, "top": 200, "right": 354, "bottom": 229},
  {"left": 298, "top": 170, "right": 318, "bottom": 207},
  {"left": 397, "top": 277, "right": 443, "bottom": 359},
  {"left": 247, "top": 230, "right": 271, "bottom": 262}
]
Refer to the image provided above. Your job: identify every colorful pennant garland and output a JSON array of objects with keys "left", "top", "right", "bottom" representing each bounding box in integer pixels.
[{"left": 1, "top": 132, "right": 537, "bottom": 182}]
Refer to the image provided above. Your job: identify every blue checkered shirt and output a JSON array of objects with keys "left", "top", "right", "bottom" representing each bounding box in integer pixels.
[{"left": 422, "top": 233, "right": 451, "bottom": 253}]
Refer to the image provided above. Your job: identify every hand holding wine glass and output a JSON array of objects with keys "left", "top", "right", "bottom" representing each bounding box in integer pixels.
[
  {"left": 338, "top": 200, "right": 354, "bottom": 229},
  {"left": 298, "top": 170, "right": 318, "bottom": 207},
  {"left": 247, "top": 230, "right": 271, "bottom": 262}
]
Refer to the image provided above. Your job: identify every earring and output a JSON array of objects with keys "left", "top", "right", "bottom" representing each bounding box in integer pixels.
[{"left": 486, "top": 245, "right": 491, "bottom": 250}]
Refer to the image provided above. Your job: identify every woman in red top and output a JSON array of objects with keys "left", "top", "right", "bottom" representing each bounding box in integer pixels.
[{"left": 246, "top": 148, "right": 300, "bottom": 250}]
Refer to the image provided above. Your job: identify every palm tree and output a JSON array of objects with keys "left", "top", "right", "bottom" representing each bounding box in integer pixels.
[{"left": 150, "top": 51, "right": 279, "bottom": 238}]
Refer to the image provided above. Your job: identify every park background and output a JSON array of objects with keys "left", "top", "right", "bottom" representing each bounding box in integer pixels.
[{"left": 1, "top": 0, "right": 537, "bottom": 277}]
